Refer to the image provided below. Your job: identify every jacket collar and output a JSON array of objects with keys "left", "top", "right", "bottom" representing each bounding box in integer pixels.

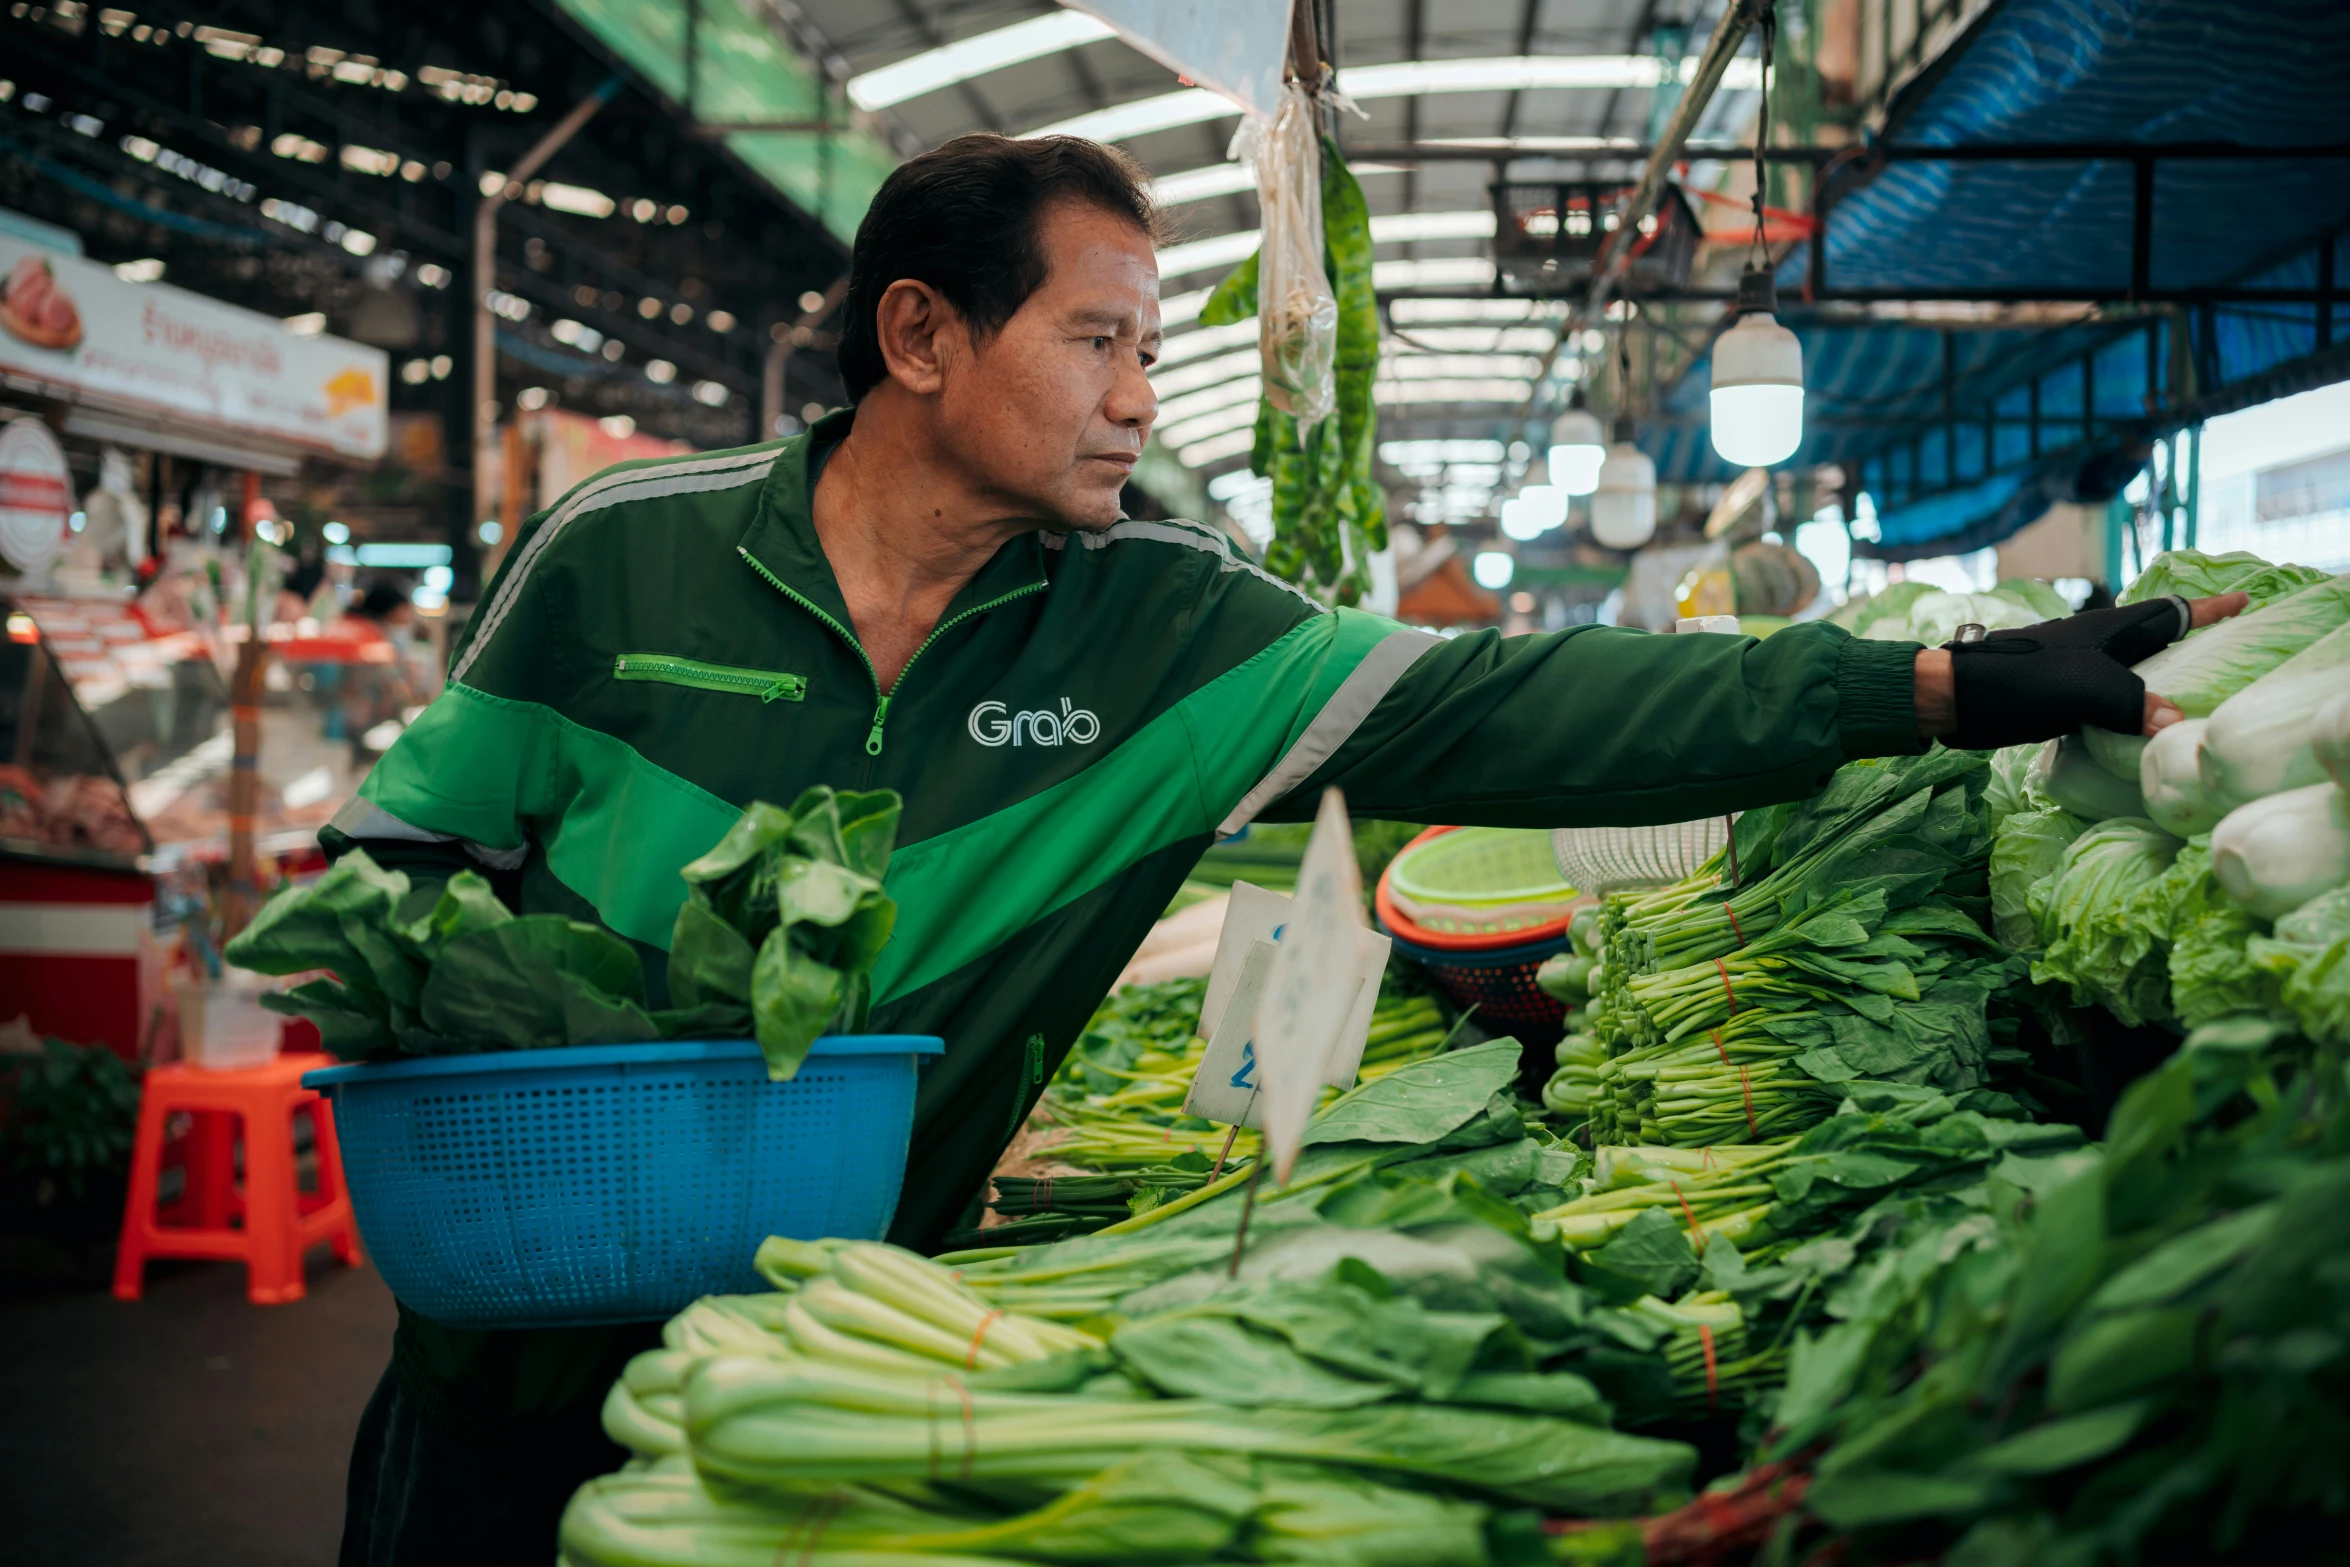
[{"left": 740, "top": 407, "right": 1051, "bottom": 644}]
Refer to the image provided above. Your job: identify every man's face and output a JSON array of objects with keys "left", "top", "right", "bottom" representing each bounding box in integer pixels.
[{"left": 937, "top": 200, "right": 1160, "bottom": 531}]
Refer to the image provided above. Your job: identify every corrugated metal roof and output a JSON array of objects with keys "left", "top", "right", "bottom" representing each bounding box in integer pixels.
[{"left": 1651, "top": 0, "right": 2350, "bottom": 552}]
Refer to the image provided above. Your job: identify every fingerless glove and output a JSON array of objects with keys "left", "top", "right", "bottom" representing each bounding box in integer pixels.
[{"left": 1943, "top": 596, "right": 2190, "bottom": 751}]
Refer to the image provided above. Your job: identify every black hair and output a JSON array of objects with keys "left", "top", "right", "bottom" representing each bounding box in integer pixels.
[{"left": 835, "top": 133, "right": 1163, "bottom": 402}]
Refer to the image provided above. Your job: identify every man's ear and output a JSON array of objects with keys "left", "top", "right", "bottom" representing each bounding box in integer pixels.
[{"left": 875, "top": 279, "right": 962, "bottom": 396}]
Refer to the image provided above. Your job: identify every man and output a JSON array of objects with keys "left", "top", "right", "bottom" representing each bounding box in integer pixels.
[{"left": 329, "top": 133, "right": 2237, "bottom": 1563}]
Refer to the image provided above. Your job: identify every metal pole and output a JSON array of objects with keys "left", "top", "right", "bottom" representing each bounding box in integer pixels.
[
  {"left": 760, "top": 276, "right": 850, "bottom": 440},
  {"left": 472, "top": 77, "right": 623, "bottom": 535},
  {"left": 1585, "top": 0, "right": 1765, "bottom": 323},
  {"left": 224, "top": 471, "right": 264, "bottom": 937},
  {"left": 2171, "top": 422, "right": 2190, "bottom": 552},
  {"left": 1525, "top": 0, "right": 1765, "bottom": 402}
]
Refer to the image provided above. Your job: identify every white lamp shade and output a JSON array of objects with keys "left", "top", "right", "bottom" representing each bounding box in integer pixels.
[
  {"left": 1710, "top": 385, "right": 1805, "bottom": 467},
  {"left": 1471, "top": 550, "right": 1515, "bottom": 589},
  {"left": 1709, "top": 311, "right": 1805, "bottom": 467},
  {"left": 1548, "top": 444, "right": 1606, "bottom": 495},
  {"left": 1499, "top": 497, "right": 1545, "bottom": 541},
  {"left": 1519, "top": 483, "right": 1567, "bottom": 529},
  {"left": 1590, "top": 441, "right": 1656, "bottom": 550},
  {"left": 1547, "top": 407, "right": 1606, "bottom": 496}
]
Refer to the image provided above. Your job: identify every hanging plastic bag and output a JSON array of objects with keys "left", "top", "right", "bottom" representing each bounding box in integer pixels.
[{"left": 1240, "top": 84, "right": 1337, "bottom": 431}]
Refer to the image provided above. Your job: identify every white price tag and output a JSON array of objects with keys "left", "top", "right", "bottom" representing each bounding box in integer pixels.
[
  {"left": 1252, "top": 790, "right": 1370, "bottom": 1182},
  {"left": 1196, "top": 881, "right": 1390, "bottom": 1096},
  {"left": 1182, "top": 939, "right": 1279, "bottom": 1129},
  {"left": 1199, "top": 881, "right": 1294, "bottom": 1043}
]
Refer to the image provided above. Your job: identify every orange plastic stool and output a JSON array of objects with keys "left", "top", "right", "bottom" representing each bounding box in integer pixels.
[{"left": 113, "top": 1054, "right": 362, "bottom": 1305}]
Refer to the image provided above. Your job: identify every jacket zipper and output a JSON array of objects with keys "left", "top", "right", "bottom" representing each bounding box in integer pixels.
[
  {"left": 738, "top": 546, "right": 1044, "bottom": 757},
  {"left": 613, "top": 653, "right": 806, "bottom": 703}
]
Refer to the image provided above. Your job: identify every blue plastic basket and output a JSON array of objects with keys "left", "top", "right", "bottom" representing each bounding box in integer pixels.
[{"left": 304, "top": 1035, "right": 943, "bottom": 1329}]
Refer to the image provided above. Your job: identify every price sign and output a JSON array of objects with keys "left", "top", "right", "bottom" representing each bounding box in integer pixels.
[
  {"left": 1251, "top": 789, "right": 1369, "bottom": 1182},
  {"left": 1198, "top": 880, "right": 1390, "bottom": 1093}
]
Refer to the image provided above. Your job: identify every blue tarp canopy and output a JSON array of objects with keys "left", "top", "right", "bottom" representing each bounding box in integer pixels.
[{"left": 1650, "top": 0, "right": 2350, "bottom": 558}]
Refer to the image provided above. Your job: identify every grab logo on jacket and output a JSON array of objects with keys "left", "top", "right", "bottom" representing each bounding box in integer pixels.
[{"left": 967, "top": 698, "right": 1101, "bottom": 748}]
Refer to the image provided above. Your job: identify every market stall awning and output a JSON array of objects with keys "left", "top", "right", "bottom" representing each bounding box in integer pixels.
[{"left": 1659, "top": 0, "right": 2350, "bottom": 555}]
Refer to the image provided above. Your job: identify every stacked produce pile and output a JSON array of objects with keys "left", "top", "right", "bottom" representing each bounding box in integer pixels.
[
  {"left": 1991, "top": 552, "right": 2350, "bottom": 1043},
  {"left": 1541, "top": 749, "right": 2028, "bottom": 1148},
  {"left": 1536, "top": 910, "right": 1610, "bottom": 1121},
  {"left": 967, "top": 970, "right": 1457, "bottom": 1246},
  {"left": 1765, "top": 1015, "right": 2350, "bottom": 1563},
  {"left": 539, "top": 555, "right": 2350, "bottom": 1560},
  {"left": 562, "top": 1036, "right": 2125, "bottom": 1566},
  {"left": 561, "top": 1042, "right": 1708, "bottom": 1567}
]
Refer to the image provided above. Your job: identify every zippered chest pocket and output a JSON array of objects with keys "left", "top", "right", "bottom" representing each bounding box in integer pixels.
[{"left": 613, "top": 653, "right": 806, "bottom": 703}]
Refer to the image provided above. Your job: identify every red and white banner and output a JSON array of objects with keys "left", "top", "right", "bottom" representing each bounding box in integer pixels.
[{"left": 0, "top": 236, "right": 389, "bottom": 461}]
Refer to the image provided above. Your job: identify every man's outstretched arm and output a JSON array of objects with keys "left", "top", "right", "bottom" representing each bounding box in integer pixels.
[{"left": 1254, "top": 594, "right": 2245, "bottom": 830}]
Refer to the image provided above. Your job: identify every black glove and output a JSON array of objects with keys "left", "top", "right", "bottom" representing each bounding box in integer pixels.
[{"left": 1942, "top": 596, "right": 2192, "bottom": 751}]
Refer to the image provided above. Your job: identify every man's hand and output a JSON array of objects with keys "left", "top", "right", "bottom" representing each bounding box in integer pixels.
[{"left": 1912, "top": 591, "right": 2249, "bottom": 747}]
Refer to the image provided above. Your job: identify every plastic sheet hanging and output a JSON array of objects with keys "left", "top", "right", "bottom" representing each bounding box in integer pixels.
[{"left": 1237, "top": 84, "right": 1337, "bottom": 431}]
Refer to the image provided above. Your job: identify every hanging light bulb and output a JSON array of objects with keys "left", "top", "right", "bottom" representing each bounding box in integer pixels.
[
  {"left": 1710, "top": 267, "right": 1805, "bottom": 467},
  {"left": 1708, "top": 5, "right": 1804, "bottom": 470},
  {"left": 1547, "top": 394, "right": 1606, "bottom": 496},
  {"left": 1499, "top": 496, "right": 1545, "bottom": 542},
  {"left": 1591, "top": 417, "right": 1656, "bottom": 551},
  {"left": 1471, "top": 550, "right": 1516, "bottom": 590},
  {"left": 1519, "top": 483, "right": 1568, "bottom": 530}
]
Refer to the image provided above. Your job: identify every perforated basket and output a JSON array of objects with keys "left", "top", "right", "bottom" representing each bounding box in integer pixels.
[
  {"left": 1381, "top": 926, "right": 1573, "bottom": 1049},
  {"left": 1550, "top": 816, "right": 1738, "bottom": 898},
  {"left": 304, "top": 1035, "right": 942, "bottom": 1329}
]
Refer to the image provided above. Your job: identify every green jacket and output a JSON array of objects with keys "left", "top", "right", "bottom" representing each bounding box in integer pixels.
[{"left": 331, "top": 410, "right": 1923, "bottom": 1424}]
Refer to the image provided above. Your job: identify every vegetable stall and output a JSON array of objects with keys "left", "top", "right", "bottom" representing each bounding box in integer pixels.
[{"left": 508, "top": 551, "right": 2350, "bottom": 1567}]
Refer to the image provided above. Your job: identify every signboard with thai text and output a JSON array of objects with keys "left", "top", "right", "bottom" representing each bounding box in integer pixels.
[{"left": 0, "top": 235, "right": 388, "bottom": 461}]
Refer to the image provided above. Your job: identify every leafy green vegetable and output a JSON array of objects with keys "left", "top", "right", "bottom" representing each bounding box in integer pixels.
[
  {"left": 412, "top": 916, "right": 654, "bottom": 1051},
  {"left": 2209, "top": 780, "right": 2350, "bottom": 922},
  {"left": 1576, "top": 749, "right": 2029, "bottom": 1148},
  {"left": 228, "top": 789, "right": 900, "bottom": 1071},
  {"left": 2083, "top": 572, "right": 2350, "bottom": 781},
  {"left": 1978, "top": 741, "right": 2047, "bottom": 833},
  {"left": 1988, "top": 802, "right": 2086, "bottom": 952},
  {"left": 668, "top": 787, "right": 901, "bottom": 1079},
  {"left": 2034, "top": 734, "right": 2146, "bottom": 821},
  {"left": 1992, "top": 577, "right": 2072, "bottom": 621},
  {"left": 1770, "top": 1020, "right": 2350, "bottom": 1565},
  {"left": 2203, "top": 619, "right": 2350, "bottom": 792},
  {"left": 2026, "top": 819, "right": 2181, "bottom": 1026},
  {"left": 2143, "top": 838, "right": 2274, "bottom": 1027},
  {"left": 2117, "top": 547, "right": 2328, "bottom": 614},
  {"left": 2249, "top": 884, "right": 2350, "bottom": 1044},
  {"left": 1843, "top": 581, "right": 2067, "bottom": 645},
  {"left": 2, "top": 1036, "right": 141, "bottom": 1201}
]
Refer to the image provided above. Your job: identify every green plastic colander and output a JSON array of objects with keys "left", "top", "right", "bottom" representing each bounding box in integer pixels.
[{"left": 1383, "top": 827, "right": 1581, "bottom": 938}]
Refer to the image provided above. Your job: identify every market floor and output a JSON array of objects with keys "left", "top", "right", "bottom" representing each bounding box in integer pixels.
[{"left": 0, "top": 1234, "right": 393, "bottom": 1567}]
